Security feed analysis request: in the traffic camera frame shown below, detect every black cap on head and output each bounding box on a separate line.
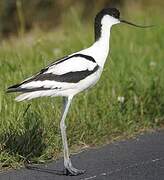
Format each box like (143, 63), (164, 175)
(94, 8), (120, 41)
(97, 8), (120, 20)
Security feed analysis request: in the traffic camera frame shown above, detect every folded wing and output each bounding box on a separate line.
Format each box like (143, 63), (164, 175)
(7, 53), (99, 93)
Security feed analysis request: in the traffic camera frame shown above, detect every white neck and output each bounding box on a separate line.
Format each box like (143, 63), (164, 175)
(82, 25), (111, 68)
(79, 15), (119, 68)
(91, 23), (111, 67)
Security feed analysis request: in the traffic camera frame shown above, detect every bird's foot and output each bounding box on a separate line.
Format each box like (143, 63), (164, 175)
(64, 164), (85, 176)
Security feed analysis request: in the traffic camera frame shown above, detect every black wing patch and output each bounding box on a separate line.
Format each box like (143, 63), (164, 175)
(29, 65), (99, 83)
(7, 86), (61, 93)
(7, 54), (97, 93)
(24, 53), (96, 84)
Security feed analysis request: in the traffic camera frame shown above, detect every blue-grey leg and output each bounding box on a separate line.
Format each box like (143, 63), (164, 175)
(60, 96), (85, 176)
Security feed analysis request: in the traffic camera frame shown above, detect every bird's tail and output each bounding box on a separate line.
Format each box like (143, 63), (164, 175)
(6, 83), (32, 101)
(6, 83), (22, 93)
(7, 84), (57, 101)
(15, 93), (31, 101)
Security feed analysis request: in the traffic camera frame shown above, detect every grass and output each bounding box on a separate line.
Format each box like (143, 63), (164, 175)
(0, 6), (164, 170)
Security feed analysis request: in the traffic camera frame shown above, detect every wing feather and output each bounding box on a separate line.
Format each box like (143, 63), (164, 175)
(7, 53), (98, 93)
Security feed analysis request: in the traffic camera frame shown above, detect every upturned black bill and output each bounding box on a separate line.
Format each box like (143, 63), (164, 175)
(120, 19), (154, 28)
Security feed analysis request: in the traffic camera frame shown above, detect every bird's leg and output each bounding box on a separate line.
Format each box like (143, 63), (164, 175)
(60, 96), (85, 176)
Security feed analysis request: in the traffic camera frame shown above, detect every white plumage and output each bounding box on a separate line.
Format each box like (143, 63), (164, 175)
(7, 7), (150, 176)
(7, 9), (120, 175)
(46, 56), (96, 74)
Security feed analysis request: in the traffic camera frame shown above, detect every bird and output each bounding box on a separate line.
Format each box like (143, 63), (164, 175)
(7, 7), (152, 176)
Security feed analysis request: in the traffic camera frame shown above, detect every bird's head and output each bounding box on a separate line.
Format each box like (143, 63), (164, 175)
(95, 8), (120, 28)
(95, 7), (153, 28)
(94, 7), (153, 40)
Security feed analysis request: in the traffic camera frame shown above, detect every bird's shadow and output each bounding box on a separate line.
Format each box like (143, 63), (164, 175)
(25, 163), (67, 176)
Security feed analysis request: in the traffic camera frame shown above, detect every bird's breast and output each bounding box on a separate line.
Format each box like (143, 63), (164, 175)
(75, 66), (102, 93)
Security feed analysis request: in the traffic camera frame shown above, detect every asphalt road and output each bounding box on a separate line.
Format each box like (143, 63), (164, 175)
(0, 130), (164, 180)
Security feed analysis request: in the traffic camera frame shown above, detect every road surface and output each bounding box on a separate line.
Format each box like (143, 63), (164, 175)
(0, 130), (164, 180)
